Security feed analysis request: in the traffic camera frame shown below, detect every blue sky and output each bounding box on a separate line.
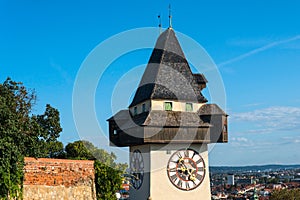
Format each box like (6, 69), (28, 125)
(1, 0), (300, 166)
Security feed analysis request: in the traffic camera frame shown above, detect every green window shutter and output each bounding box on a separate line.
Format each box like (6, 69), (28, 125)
(164, 102), (172, 111)
(186, 103), (193, 112)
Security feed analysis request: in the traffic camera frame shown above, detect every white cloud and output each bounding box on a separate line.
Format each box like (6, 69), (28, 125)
(281, 136), (300, 144)
(239, 128), (274, 134)
(226, 37), (273, 48)
(231, 106), (300, 133)
(230, 137), (253, 147)
(218, 35), (300, 67)
(232, 137), (248, 142)
(242, 103), (263, 108)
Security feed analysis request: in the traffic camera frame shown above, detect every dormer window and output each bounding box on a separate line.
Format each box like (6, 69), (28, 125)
(134, 107), (137, 115)
(186, 103), (193, 112)
(142, 103), (146, 112)
(164, 102), (173, 111)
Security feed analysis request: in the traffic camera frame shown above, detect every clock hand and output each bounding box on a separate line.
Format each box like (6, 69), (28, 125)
(178, 157), (184, 163)
(189, 174), (196, 181)
(179, 166), (186, 172)
(188, 168), (195, 174)
(178, 158), (189, 171)
(187, 169), (197, 181)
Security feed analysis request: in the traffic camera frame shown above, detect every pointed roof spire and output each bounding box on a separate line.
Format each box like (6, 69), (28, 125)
(129, 28), (207, 107)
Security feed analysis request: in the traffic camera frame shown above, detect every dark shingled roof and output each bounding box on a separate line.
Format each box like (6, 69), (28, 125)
(107, 110), (130, 121)
(193, 73), (208, 84)
(143, 110), (210, 127)
(108, 109), (210, 130)
(129, 28), (207, 107)
(198, 104), (227, 115)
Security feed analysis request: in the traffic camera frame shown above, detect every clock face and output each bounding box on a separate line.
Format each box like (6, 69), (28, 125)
(130, 149), (144, 190)
(167, 149), (205, 191)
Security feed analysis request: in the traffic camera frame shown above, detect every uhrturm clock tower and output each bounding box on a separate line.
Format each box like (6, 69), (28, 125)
(108, 27), (228, 200)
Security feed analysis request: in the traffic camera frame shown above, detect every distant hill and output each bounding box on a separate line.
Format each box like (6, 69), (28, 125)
(210, 164), (300, 173)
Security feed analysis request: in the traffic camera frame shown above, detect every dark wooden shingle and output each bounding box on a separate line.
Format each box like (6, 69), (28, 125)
(129, 28), (207, 107)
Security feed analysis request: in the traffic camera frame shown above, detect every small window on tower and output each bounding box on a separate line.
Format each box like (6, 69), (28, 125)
(164, 102), (173, 111)
(186, 103), (193, 112)
(134, 107), (137, 115)
(142, 103), (146, 112)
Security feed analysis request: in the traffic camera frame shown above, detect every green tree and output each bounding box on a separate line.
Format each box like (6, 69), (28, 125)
(95, 161), (123, 200)
(24, 104), (63, 158)
(65, 140), (95, 160)
(0, 77), (63, 199)
(270, 189), (300, 200)
(65, 140), (127, 200)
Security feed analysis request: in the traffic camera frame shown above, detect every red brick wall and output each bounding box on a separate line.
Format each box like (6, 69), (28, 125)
(24, 157), (95, 187)
(23, 157), (96, 200)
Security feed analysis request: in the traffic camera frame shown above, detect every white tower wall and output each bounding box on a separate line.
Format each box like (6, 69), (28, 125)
(130, 144), (211, 200)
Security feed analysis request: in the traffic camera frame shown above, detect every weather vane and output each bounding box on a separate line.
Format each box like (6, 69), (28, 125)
(158, 14), (162, 34)
(168, 4), (172, 28)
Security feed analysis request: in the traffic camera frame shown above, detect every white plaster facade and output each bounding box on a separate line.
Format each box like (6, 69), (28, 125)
(129, 100), (204, 115)
(130, 144), (211, 200)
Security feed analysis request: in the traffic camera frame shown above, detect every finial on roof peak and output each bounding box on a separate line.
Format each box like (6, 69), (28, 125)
(158, 14), (162, 34)
(168, 4), (172, 28)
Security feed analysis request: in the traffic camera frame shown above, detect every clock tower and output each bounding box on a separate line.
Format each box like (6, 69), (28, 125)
(108, 27), (228, 200)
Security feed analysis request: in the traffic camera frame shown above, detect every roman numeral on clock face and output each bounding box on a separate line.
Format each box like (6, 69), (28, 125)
(196, 173), (203, 181)
(170, 174), (177, 181)
(176, 152), (183, 160)
(197, 167), (204, 172)
(177, 179), (183, 188)
(168, 167), (177, 172)
(192, 151), (196, 159)
(186, 182), (190, 190)
(184, 149), (189, 157)
(196, 158), (204, 165)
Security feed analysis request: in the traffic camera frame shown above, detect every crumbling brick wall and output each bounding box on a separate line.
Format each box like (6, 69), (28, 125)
(23, 157), (96, 200)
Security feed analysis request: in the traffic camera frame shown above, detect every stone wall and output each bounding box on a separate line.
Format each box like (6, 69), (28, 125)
(23, 157), (96, 200)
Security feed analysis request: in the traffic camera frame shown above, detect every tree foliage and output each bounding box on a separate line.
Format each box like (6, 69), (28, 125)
(270, 189), (300, 200)
(0, 77), (127, 200)
(95, 161), (123, 200)
(0, 78), (63, 199)
(64, 140), (127, 200)
(65, 140), (95, 160)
